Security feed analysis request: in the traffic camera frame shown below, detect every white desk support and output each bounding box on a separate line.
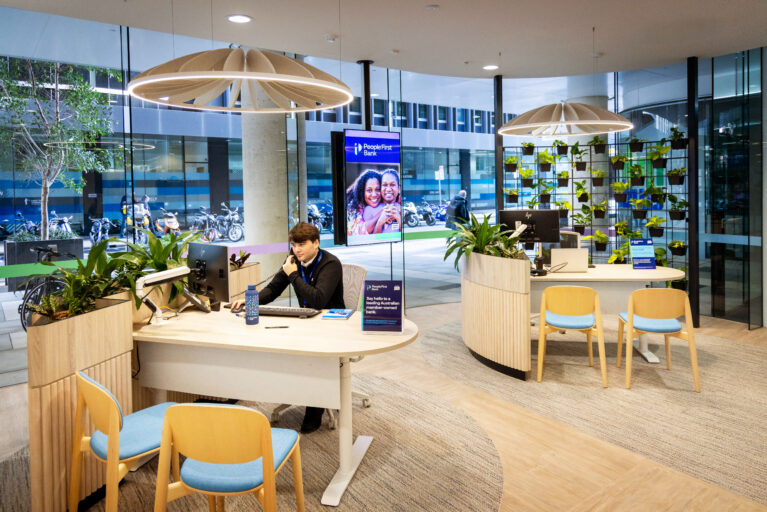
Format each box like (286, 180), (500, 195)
(133, 310), (418, 507)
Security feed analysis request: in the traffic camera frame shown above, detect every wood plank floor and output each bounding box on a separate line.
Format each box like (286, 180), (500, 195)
(0, 302), (764, 511)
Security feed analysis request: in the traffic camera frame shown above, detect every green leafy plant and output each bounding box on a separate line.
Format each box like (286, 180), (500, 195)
(628, 163), (643, 178)
(592, 198), (608, 212)
(555, 200), (571, 211)
(655, 247), (668, 267)
(552, 139), (567, 147)
(526, 196), (540, 209)
(590, 167), (606, 178)
(668, 167), (687, 177)
(645, 183), (667, 203)
(229, 250), (251, 271)
(608, 242), (631, 264)
(615, 220), (642, 240)
(588, 135), (606, 145)
(670, 127), (685, 141)
(645, 216), (667, 228)
(611, 181), (630, 193)
(570, 141), (586, 161)
(668, 195), (689, 211)
(572, 209), (592, 226)
(648, 140), (671, 160)
(611, 154), (628, 164)
(557, 170), (569, 179)
(521, 142), (535, 149)
(535, 149), (556, 165)
(575, 180), (588, 197)
(628, 137), (647, 144)
(504, 188), (519, 196)
(630, 197), (652, 210)
(669, 240), (686, 249)
(583, 229), (608, 244)
(519, 167), (535, 179)
(444, 214), (524, 271)
(504, 155), (519, 164)
(539, 181), (556, 195)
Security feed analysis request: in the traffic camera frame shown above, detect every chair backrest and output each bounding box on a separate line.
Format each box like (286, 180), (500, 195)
(76, 371), (123, 433)
(629, 288), (688, 319)
(342, 264), (367, 311)
(162, 404), (273, 466)
(542, 285), (598, 317)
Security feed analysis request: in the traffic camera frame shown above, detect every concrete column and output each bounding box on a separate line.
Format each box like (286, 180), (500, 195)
(241, 83), (289, 274)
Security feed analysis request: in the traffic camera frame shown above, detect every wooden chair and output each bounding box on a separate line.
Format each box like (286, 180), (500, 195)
(617, 288), (701, 391)
(154, 403), (304, 512)
(537, 286), (608, 387)
(69, 371), (175, 512)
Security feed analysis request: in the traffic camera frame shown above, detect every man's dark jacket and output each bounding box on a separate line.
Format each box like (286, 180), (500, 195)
(258, 249), (345, 309)
(445, 194), (469, 229)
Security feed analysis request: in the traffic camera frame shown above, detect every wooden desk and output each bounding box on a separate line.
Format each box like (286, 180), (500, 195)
(133, 310), (418, 507)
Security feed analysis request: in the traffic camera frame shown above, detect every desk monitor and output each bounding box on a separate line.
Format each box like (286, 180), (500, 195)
(187, 242), (229, 305)
(499, 209), (560, 243)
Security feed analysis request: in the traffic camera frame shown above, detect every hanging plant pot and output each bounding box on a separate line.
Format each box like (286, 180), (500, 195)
(506, 194), (518, 204)
(612, 161), (625, 171)
(652, 158), (667, 169)
(558, 209), (569, 219)
(575, 162), (587, 171)
(504, 163), (518, 173)
(629, 142), (644, 152)
(593, 143), (606, 154)
(539, 163), (552, 173)
(578, 193), (589, 203)
(614, 192), (628, 202)
(651, 194), (666, 204)
(668, 175), (685, 186)
(632, 209), (648, 219)
(671, 280), (687, 290)
(522, 178), (534, 188)
(557, 178), (569, 187)
(595, 242), (607, 251)
(573, 225), (586, 235)
(594, 209), (606, 219)
(630, 176), (644, 186)
(522, 146), (535, 155)
(670, 210), (686, 221)
(524, 242), (535, 250)
(592, 177), (604, 187)
(613, 258), (628, 264)
(648, 227), (664, 237)
(670, 139), (688, 150)
(556, 145), (568, 155)
(539, 193), (551, 204)
(670, 245), (688, 256)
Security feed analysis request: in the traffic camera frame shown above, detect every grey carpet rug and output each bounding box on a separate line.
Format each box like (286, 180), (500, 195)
(419, 319), (767, 504)
(0, 375), (503, 511)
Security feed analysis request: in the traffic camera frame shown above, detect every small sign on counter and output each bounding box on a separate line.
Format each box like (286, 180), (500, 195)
(362, 280), (403, 333)
(630, 239), (656, 269)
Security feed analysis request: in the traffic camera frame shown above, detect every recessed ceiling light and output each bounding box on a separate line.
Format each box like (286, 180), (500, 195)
(425, 4), (440, 11)
(483, 65), (499, 71)
(227, 14), (252, 24)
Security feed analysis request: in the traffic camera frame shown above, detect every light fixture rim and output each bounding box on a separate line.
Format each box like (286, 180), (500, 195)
(227, 14), (252, 23)
(42, 140), (156, 150)
(482, 64), (499, 71)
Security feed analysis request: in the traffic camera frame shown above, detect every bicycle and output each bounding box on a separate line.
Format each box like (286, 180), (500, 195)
(18, 246), (71, 331)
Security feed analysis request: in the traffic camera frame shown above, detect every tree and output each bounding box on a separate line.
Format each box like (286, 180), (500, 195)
(0, 57), (117, 240)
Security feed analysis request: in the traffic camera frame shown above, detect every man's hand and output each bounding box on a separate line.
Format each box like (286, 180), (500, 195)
(282, 254), (298, 276)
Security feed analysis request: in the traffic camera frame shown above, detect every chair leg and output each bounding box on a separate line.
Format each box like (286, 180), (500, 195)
(292, 442), (306, 512)
(625, 327), (633, 389)
(271, 403), (291, 423)
(352, 390), (371, 408)
(105, 456), (120, 512)
(537, 328), (548, 382)
(688, 332), (701, 392)
(596, 326), (608, 388)
(665, 335), (672, 370)
(216, 495), (225, 512)
(208, 495), (217, 512)
(586, 330), (594, 367)
(616, 318), (624, 368)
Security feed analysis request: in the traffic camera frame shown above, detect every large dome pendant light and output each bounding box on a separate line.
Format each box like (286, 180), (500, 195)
(127, 0), (353, 113)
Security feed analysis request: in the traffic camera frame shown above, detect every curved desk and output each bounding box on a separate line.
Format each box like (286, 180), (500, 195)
(134, 310), (418, 506)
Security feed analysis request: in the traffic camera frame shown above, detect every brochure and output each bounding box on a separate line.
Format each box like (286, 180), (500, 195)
(322, 308), (354, 319)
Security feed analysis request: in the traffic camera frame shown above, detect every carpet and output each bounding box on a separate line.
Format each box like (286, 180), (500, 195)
(0, 375), (503, 511)
(419, 319), (767, 504)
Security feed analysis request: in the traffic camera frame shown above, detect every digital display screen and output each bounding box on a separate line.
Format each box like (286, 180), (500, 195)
(343, 130), (402, 246)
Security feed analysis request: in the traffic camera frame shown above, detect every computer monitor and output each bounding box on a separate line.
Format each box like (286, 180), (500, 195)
(559, 231), (581, 248)
(187, 242), (229, 306)
(499, 209), (560, 243)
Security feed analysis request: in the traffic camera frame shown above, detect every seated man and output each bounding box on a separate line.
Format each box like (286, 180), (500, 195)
(233, 221), (344, 432)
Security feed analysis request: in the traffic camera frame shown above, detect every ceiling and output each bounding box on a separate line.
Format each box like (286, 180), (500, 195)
(2, 0), (766, 78)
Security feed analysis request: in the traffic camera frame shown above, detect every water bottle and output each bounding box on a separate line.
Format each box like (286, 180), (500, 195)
(245, 284), (259, 325)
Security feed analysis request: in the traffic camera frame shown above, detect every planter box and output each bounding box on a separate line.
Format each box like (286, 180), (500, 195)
(522, 178), (534, 188)
(668, 175), (685, 186)
(227, 262), (261, 302)
(539, 163), (552, 173)
(649, 227), (664, 237)
(592, 177), (604, 187)
(595, 242), (607, 252)
(578, 193), (589, 203)
(522, 146), (535, 155)
(594, 210), (606, 219)
(573, 225), (586, 235)
(629, 142), (644, 152)
(4, 238), (84, 292)
(556, 145), (568, 155)
(670, 246), (688, 256)
(574, 162), (587, 171)
(632, 210), (648, 219)
(612, 161), (625, 171)
(670, 210), (686, 221)
(539, 194), (551, 204)
(630, 177), (645, 186)
(506, 194), (519, 204)
(614, 193), (628, 202)
(504, 163), (518, 173)
(557, 178), (568, 187)
(27, 298), (133, 511)
(558, 209), (569, 219)
(592, 143), (606, 154)
(671, 139), (688, 150)
(652, 158), (667, 169)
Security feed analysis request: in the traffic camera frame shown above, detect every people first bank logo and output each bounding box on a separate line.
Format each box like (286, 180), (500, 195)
(345, 132), (400, 164)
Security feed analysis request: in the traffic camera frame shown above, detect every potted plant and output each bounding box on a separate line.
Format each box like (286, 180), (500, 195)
(671, 266), (688, 290)
(526, 196), (540, 210)
(522, 141), (535, 155)
(648, 139), (671, 168)
(570, 141), (587, 171)
(575, 180), (589, 202)
(669, 240), (688, 256)
(628, 163), (644, 186)
(627, 137), (647, 153)
(655, 247), (668, 268)
(668, 166), (687, 186)
(611, 154), (628, 171)
(519, 167), (535, 188)
(504, 155), (519, 173)
(505, 188), (519, 204)
(670, 127), (688, 150)
(552, 139), (568, 155)
(444, 213), (525, 270)
(584, 229), (609, 251)
(611, 181), (630, 202)
(668, 195), (688, 220)
(536, 149), (556, 173)
(555, 200), (571, 219)
(645, 182), (667, 204)
(556, 170), (570, 187)
(609, 242), (630, 264)
(590, 167), (606, 187)
(615, 220), (641, 241)
(572, 210), (591, 235)
(645, 216), (667, 237)
(630, 197), (652, 219)
(592, 198), (608, 219)
(588, 135), (606, 154)
(538, 181), (556, 204)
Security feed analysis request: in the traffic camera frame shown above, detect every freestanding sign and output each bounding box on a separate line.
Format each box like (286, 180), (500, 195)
(362, 280), (403, 333)
(630, 239), (656, 269)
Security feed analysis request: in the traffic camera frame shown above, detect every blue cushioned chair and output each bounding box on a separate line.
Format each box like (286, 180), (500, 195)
(538, 286), (608, 387)
(617, 288), (701, 391)
(69, 371), (175, 512)
(153, 403), (304, 512)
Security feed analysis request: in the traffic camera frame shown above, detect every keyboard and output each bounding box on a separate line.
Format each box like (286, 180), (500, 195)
(258, 305), (320, 318)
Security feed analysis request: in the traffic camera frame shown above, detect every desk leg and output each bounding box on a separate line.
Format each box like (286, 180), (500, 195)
(321, 357), (372, 506)
(633, 334), (660, 364)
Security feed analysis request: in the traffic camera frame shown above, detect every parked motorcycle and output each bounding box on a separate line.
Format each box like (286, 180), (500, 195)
(48, 211), (73, 235)
(435, 200), (449, 222)
(89, 217), (115, 245)
(307, 203), (324, 232)
(1, 212), (36, 238)
(418, 201), (437, 226)
(403, 201), (420, 228)
(192, 206), (218, 242)
(153, 207), (181, 237)
(216, 202), (244, 242)
(316, 200), (334, 233)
